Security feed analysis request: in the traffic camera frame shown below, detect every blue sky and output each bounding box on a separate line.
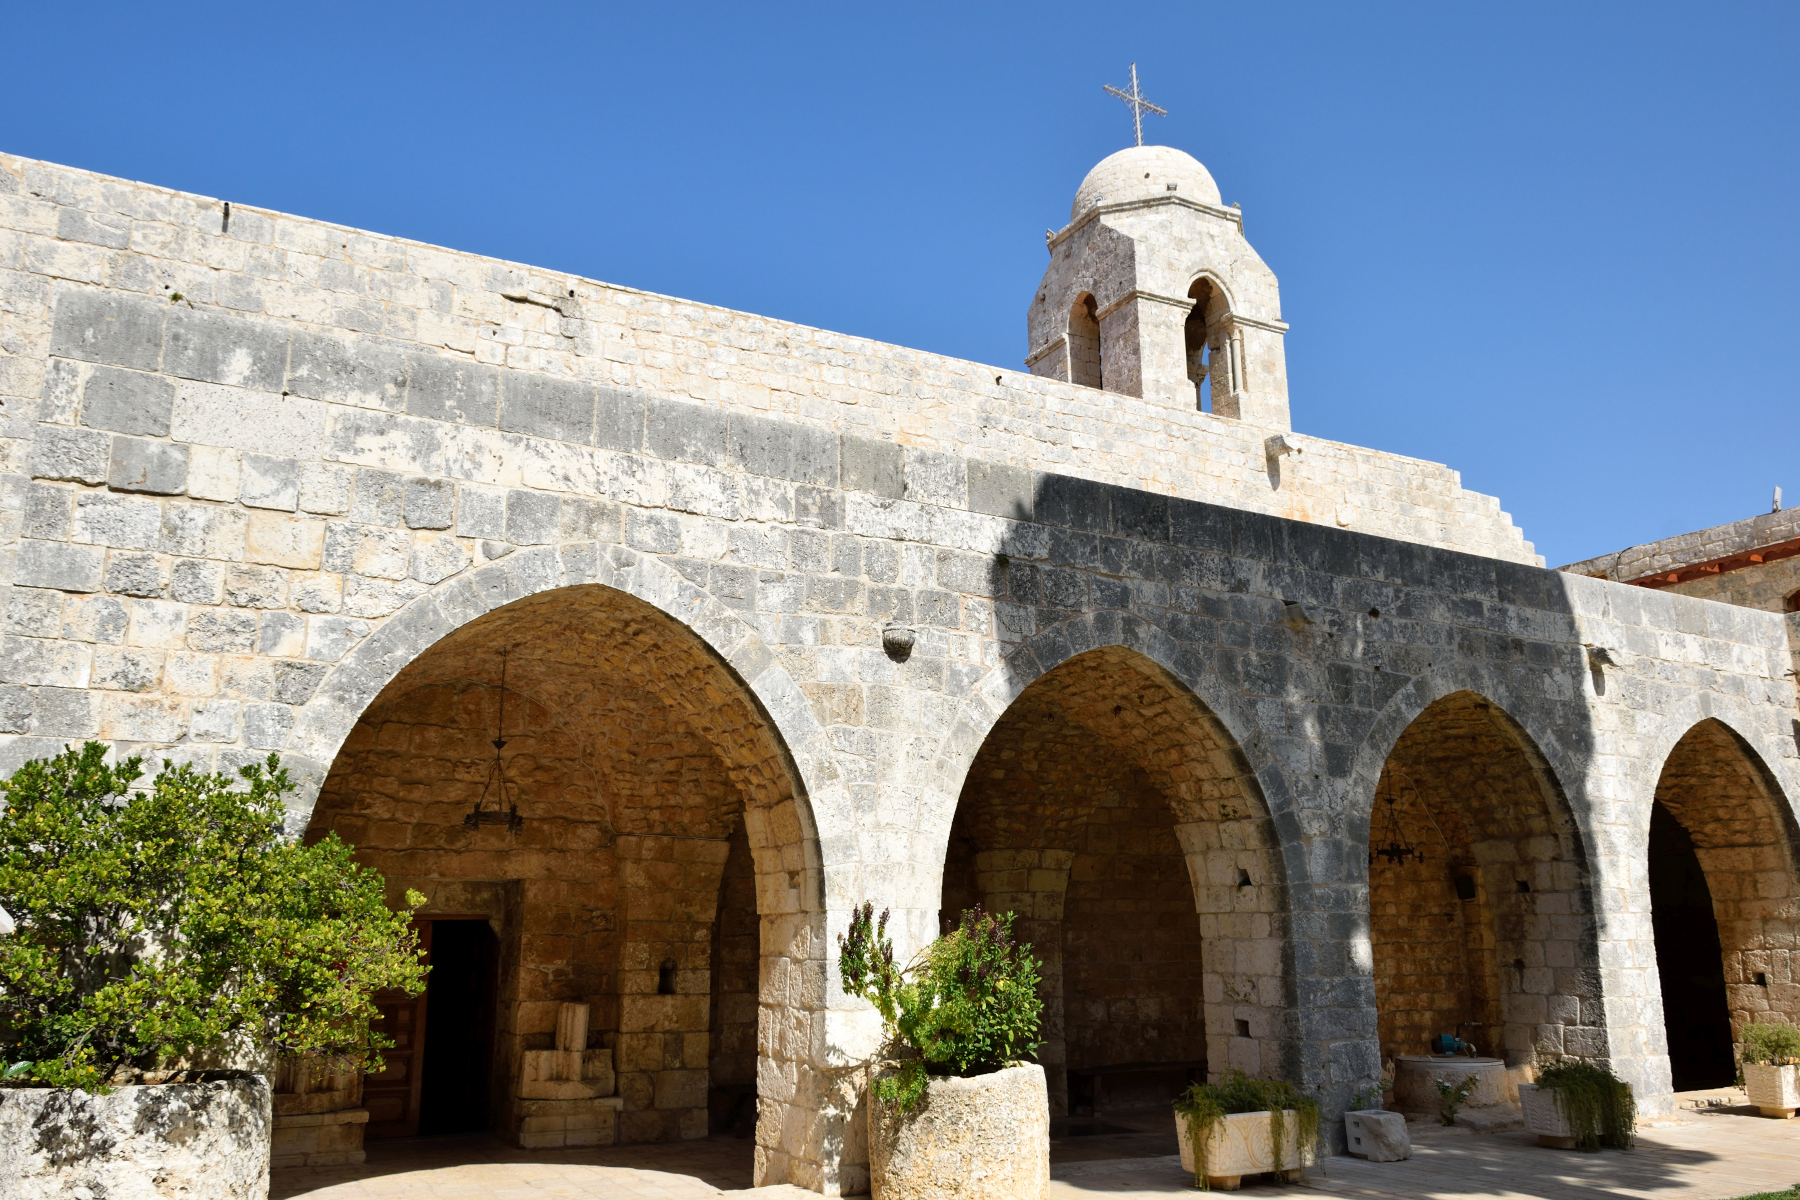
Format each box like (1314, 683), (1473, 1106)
(5, 2), (1795, 566)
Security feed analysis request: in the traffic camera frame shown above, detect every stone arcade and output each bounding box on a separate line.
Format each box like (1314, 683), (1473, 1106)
(1, 143), (1797, 1195)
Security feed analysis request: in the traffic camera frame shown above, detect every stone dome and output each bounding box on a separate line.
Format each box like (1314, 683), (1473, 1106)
(1070, 145), (1222, 221)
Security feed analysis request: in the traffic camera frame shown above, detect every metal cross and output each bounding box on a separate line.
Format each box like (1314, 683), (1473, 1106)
(1104, 63), (1167, 148)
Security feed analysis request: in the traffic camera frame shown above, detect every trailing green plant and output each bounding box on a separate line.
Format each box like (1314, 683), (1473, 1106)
(838, 902), (1042, 1112)
(1172, 1070), (1319, 1190)
(1434, 1074), (1478, 1126)
(1347, 1081), (1385, 1112)
(0, 743), (428, 1091)
(1534, 1059), (1635, 1151)
(1741, 1023), (1800, 1067)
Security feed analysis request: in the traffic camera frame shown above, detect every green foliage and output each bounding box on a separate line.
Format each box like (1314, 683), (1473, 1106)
(0, 743), (427, 1091)
(1433, 1074), (1478, 1125)
(1717, 1188), (1800, 1200)
(1173, 1070), (1319, 1189)
(1534, 1059), (1636, 1151)
(1347, 1081), (1385, 1112)
(1741, 1023), (1800, 1067)
(837, 902), (1043, 1112)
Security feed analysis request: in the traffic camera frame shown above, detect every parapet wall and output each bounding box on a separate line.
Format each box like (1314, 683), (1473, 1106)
(0, 152), (1537, 569)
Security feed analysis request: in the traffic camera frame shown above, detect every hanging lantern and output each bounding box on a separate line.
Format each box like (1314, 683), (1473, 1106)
(1370, 793), (1423, 867)
(465, 649), (525, 834)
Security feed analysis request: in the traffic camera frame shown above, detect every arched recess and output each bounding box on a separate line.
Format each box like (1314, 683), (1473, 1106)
(285, 545), (840, 1188)
(938, 643), (1289, 1118)
(1184, 275), (1232, 412)
(1069, 292), (1103, 390)
(1364, 690), (1598, 1095)
(1650, 718), (1800, 1088)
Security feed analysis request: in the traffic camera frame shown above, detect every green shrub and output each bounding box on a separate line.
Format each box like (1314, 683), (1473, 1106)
(1741, 1023), (1800, 1066)
(0, 743), (427, 1091)
(1534, 1059), (1635, 1151)
(1173, 1070), (1319, 1189)
(1434, 1074), (1478, 1125)
(837, 902), (1042, 1111)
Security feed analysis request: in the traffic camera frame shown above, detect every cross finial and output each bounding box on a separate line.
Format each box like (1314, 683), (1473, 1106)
(1103, 63), (1167, 148)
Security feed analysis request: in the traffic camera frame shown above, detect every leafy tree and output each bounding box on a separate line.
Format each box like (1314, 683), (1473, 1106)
(838, 902), (1042, 1110)
(0, 743), (426, 1090)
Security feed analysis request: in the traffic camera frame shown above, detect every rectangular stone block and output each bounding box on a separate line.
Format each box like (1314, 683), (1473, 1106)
(79, 364), (175, 436)
(239, 454), (300, 510)
(646, 398), (726, 466)
(16, 540), (103, 592)
(841, 434), (901, 499)
(595, 385), (646, 452)
(407, 352), (499, 426)
(48, 288), (165, 371)
(245, 512), (325, 568)
(109, 438), (188, 495)
(30, 426), (111, 485)
(163, 305), (288, 391)
(288, 329), (407, 409)
(500, 372), (594, 443)
(728, 412), (837, 486)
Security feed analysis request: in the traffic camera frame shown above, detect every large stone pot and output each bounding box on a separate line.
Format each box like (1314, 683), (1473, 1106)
(1175, 1108), (1316, 1190)
(868, 1063), (1049, 1200)
(1745, 1064), (1800, 1118)
(0, 1070), (271, 1200)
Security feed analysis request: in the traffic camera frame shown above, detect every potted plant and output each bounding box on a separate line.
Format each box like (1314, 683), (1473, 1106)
(1519, 1059), (1635, 1150)
(838, 902), (1047, 1200)
(1741, 1023), (1800, 1118)
(0, 744), (427, 1197)
(1172, 1070), (1320, 1190)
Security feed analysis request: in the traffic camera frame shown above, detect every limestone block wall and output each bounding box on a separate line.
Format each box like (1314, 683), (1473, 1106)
(0, 152), (1536, 573)
(3, 149), (1800, 1190)
(1658, 560), (1800, 613)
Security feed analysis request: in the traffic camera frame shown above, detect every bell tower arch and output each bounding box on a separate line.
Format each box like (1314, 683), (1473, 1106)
(1026, 145), (1291, 431)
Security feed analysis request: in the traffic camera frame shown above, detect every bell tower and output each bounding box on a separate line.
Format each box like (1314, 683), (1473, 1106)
(1025, 144), (1292, 431)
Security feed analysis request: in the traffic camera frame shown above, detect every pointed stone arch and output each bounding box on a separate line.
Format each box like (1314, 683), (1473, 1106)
(1350, 674), (1597, 1108)
(1647, 708), (1800, 1089)
(925, 614), (1304, 1106)
(282, 541), (847, 1188)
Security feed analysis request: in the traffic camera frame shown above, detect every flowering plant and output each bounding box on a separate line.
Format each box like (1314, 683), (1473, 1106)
(837, 902), (1042, 1110)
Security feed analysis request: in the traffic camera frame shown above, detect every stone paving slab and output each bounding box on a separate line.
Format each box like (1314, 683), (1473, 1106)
(1048, 1110), (1800, 1199)
(274, 1107), (1800, 1200)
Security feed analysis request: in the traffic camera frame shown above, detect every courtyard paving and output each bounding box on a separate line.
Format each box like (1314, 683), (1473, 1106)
(271, 1097), (1800, 1200)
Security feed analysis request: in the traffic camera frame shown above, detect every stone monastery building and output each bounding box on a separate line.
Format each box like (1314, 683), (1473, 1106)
(1, 140), (1797, 1195)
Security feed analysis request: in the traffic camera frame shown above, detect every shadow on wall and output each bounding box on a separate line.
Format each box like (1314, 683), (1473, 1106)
(947, 462), (1687, 1124)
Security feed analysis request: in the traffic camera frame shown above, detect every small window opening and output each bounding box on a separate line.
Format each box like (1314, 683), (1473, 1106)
(1756, 972), (1770, 986)
(1235, 1018), (1252, 1038)
(657, 959), (677, 995)
(1185, 279), (1216, 412)
(1786, 589), (1800, 613)
(1236, 868), (1253, 888)
(1453, 875), (1477, 901)
(1515, 879), (1531, 894)
(1069, 292), (1102, 389)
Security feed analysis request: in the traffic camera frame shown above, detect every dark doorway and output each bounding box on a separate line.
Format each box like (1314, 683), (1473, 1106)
(417, 918), (500, 1136)
(1649, 802), (1736, 1090)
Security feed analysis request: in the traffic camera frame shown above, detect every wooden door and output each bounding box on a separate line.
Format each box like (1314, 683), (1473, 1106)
(364, 920), (431, 1138)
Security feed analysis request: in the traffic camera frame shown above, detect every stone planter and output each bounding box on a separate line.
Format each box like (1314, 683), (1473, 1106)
(0, 1070), (271, 1200)
(1519, 1082), (1578, 1148)
(1175, 1109), (1316, 1190)
(868, 1063), (1049, 1200)
(1343, 1108), (1410, 1161)
(1745, 1063), (1800, 1118)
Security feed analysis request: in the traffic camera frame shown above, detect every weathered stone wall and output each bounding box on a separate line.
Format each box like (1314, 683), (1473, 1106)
(1659, 559), (1800, 613)
(3, 150), (1800, 1191)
